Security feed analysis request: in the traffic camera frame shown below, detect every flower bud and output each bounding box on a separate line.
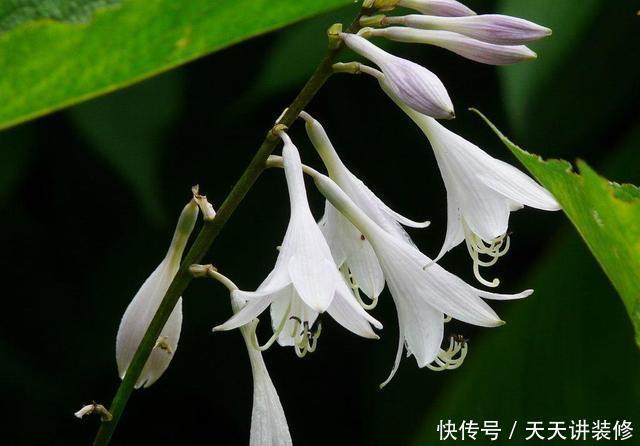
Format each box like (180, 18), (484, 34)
(341, 32), (454, 119)
(397, 0), (475, 17)
(385, 14), (551, 45)
(116, 199), (199, 388)
(367, 27), (536, 65)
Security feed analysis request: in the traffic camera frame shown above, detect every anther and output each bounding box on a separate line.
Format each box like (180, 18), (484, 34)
(426, 334), (469, 372)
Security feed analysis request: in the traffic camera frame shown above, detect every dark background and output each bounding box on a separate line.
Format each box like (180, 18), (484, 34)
(1, 0), (639, 445)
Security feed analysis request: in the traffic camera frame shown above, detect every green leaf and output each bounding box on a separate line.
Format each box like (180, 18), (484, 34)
(0, 0), (352, 131)
(474, 109), (640, 346)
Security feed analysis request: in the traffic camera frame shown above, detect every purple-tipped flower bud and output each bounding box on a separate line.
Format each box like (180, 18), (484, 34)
(385, 14), (552, 45)
(341, 32), (454, 119)
(397, 0), (475, 17)
(365, 27), (537, 66)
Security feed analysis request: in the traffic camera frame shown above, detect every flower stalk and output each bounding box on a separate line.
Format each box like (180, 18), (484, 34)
(92, 7), (367, 446)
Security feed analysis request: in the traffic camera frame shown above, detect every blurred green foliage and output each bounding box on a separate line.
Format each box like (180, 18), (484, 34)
(0, 1), (638, 445)
(69, 71), (184, 221)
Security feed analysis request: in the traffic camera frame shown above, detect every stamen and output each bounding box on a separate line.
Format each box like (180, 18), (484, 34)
(462, 221), (511, 288)
(426, 335), (468, 372)
(294, 319), (322, 358)
(339, 264), (379, 310)
(250, 300), (292, 352)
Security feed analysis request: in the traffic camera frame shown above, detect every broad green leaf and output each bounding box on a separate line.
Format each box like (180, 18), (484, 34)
(0, 0), (352, 131)
(0, 0), (120, 32)
(474, 110), (640, 346)
(69, 71), (183, 221)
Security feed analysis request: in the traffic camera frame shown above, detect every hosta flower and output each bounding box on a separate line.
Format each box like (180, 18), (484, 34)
(206, 269), (292, 446)
(397, 0), (475, 17)
(301, 111), (429, 305)
(214, 132), (382, 356)
(361, 27), (537, 65)
(340, 32), (454, 119)
(313, 171), (532, 387)
(116, 200), (199, 388)
(383, 14), (551, 45)
(381, 86), (560, 285)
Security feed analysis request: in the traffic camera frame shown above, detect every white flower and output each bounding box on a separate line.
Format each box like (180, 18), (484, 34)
(213, 132), (382, 356)
(116, 200), (199, 388)
(397, 0), (476, 17)
(381, 87), (560, 285)
(313, 171), (532, 387)
(301, 111), (429, 304)
(362, 27), (537, 66)
(383, 14), (551, 46)
(208, 270), (292, 446)
(340, 32), (455, 119)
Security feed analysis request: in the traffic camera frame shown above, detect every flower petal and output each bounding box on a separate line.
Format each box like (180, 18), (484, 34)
(214, 294), (276, 331)
(433, 187), (465, 262)
(379, 325), (406, 389)
(227, 283), (293, 446)
(478, 160), (560, 210)
(245, 336), (293, 446)
(381, 249), (444, 366)
(137, 298), (183, 389)
(346, 237), (385, 299)
(288, 255), (337, 312)
(458, 183), (511, 240)
(377, 234), (504, 327)
(327, 280), (383, 338)
(475, 287), (533, 301)
(270, 289), (319, 347)
(319, 201), (349, 266)
(397, 0), (476, 16)
(392, 14), (551, 45)
(371, 27), (537, 65)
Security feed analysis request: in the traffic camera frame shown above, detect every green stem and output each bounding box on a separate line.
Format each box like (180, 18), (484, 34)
(92, 8), (366, 446)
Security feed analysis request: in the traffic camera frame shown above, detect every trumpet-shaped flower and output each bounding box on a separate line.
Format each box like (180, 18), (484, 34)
(397, 0), (475, 17)
(301, 111), (429, 304)
(207, 269), (292, 446)
(214, 133), (382, 355)
(116, 200), (199, 388)
(384, 14), (551, 46)
(313, 171), (532, 387)
(381, 85), (560, 285)
(340, 32), (454, 119)
(362, 27), (537, 66)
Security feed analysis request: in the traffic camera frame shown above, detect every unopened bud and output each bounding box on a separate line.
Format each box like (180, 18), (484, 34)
(341, 32), (454, 119)
(397, 0), (475, 17)
(367, 27), (537, 65)
(115, 199), (199, 389)
(385, 14), (551, 45)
